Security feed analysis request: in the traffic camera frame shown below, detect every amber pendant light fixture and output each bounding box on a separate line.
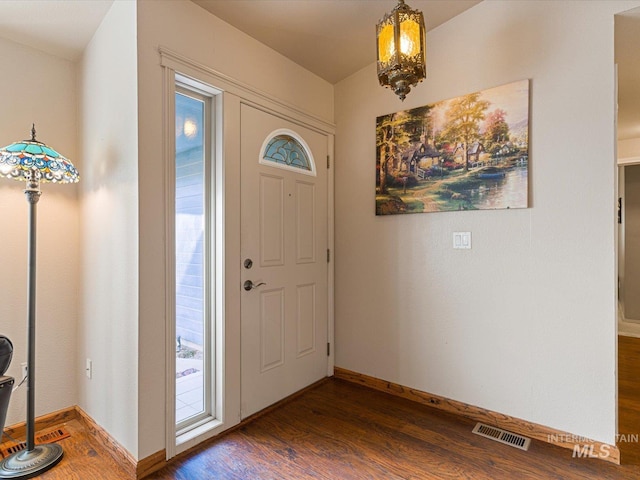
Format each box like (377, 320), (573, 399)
(376, 0), (426, 101)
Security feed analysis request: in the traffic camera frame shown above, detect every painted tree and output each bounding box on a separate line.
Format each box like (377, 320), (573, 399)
(401, 105), (434, 144)
(376, 114), (395, 194)
(376, 112), (413, 193)
(441, 93), (490, 171)
(483, 108), (510, 151)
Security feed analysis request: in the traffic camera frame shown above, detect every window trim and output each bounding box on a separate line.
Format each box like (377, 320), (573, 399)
(162, 48), (336, 461)
(165, 75), (226, 458)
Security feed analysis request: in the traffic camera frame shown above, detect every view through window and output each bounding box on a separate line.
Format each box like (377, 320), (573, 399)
(175, 88), (212, 428)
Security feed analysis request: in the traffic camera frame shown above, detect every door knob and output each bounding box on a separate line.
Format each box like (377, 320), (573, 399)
(244, 280), (266, 291)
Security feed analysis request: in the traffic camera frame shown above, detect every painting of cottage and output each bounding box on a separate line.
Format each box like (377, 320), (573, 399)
(376, 80), (529, 215)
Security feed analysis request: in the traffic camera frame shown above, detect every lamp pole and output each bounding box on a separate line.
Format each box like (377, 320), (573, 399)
(24, 169), (41, 453)
(0, 167), (65, 478)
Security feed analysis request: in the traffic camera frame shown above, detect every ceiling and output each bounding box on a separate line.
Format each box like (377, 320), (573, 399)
(192, 0), (481, 84)
(0, 1), (638, 140)
(0, 0), (114, 61)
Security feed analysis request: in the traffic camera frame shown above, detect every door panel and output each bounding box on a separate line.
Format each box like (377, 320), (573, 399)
(259, 174), (285, 267)
(240, 104), (328, 418)
(296, 181), (316, 263)
(296, 283), (316, 357)
(260, 288), (285, 371)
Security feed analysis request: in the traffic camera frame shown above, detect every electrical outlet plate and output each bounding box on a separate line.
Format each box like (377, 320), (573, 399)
(86, 358), (92, 379)
(20, 362), (27, 382)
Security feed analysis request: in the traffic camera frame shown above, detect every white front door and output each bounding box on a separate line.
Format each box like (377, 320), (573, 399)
(240, 104), (329, 418)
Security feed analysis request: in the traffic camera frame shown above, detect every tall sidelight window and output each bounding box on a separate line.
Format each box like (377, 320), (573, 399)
(175, 86), (213, 431)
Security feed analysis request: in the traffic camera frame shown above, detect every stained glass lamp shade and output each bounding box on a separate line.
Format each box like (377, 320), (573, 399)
(0, 127), (79, 185)
(0, 126), (78, 479)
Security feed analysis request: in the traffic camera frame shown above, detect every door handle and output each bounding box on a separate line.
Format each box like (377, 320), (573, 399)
(244, 280), (266, 291)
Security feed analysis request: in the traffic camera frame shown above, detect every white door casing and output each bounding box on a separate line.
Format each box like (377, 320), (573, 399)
(240, 103), (329, 418)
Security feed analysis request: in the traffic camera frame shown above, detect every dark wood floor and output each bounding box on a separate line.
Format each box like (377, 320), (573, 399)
(5, 336), (640, 479)
(150, 376), (640, 479)
(618, 335), (640, 466)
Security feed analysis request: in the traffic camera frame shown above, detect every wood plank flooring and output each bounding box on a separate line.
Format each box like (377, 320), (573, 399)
(4, 336), (640, 479)
(618, 335), (640, 465)
(1, 418), (132, 479)
(149, 377), (640, 479)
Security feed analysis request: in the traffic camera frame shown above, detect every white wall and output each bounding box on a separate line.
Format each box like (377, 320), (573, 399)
(335, 0), (640, 446)
(78, 0), (139, 457)
(0, 38), (79, 427)
(136, 0), (333, 458)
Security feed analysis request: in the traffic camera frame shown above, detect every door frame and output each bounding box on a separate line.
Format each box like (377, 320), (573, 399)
(239, 103), (331, 418)
(161, 48), (336, 459)
(618, 159), (640, 336)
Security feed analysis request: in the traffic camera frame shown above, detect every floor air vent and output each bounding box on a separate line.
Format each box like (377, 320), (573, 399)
(0, 427), (71, 457)
(472, 423), (531, 451)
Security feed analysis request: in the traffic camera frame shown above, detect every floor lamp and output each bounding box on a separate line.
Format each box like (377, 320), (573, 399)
(0, 126), (79, 479)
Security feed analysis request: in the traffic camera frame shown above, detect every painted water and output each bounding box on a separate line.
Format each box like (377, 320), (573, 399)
(466, 166), (528, 209)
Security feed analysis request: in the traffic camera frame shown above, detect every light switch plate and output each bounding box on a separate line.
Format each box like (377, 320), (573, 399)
(453, 232), (471, 249)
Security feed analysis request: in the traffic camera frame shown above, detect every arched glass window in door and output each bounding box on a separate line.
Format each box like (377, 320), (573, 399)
(259, 129), (316, 176)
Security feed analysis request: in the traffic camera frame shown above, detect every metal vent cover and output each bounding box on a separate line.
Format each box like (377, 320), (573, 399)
(0, 427), (70, 457)
(472, 422), (531, 451)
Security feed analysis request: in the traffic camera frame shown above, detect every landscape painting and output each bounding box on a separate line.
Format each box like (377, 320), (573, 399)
(376, 79), (529, 215)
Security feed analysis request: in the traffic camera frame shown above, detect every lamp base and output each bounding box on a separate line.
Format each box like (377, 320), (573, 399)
(0, 443), (63, 479)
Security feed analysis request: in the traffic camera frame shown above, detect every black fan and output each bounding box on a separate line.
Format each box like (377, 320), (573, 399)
(0, 336), (12, 376)
(0, 336), (14, 441)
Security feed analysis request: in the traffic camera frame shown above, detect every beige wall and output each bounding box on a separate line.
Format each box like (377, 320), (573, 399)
(619, 137), (640, 161)
(0, 38), (79, 427)
(78, 0), (139, 457)
(136, 0), (334, 459)
(334, 0), (640, 445)
(624, 165), (640, 320)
